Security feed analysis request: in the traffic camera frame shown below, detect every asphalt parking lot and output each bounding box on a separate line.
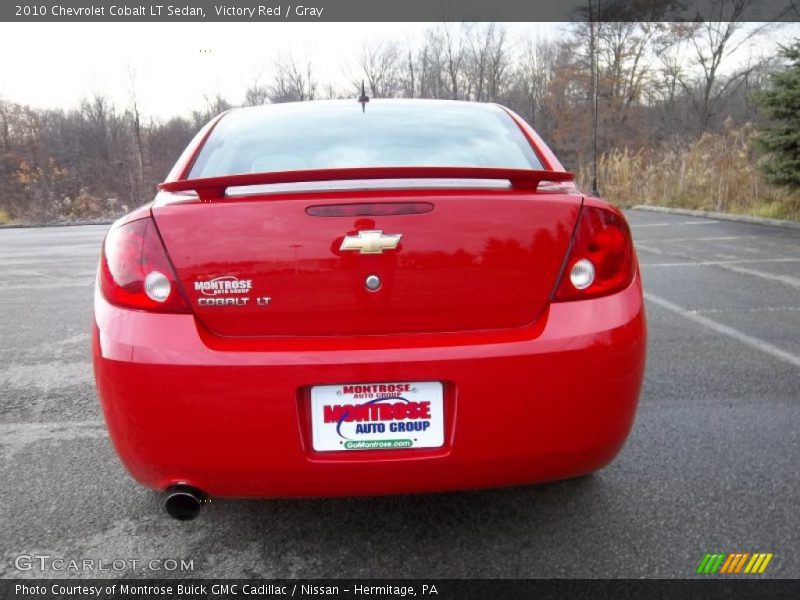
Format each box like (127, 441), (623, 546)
(1, 209), (798, 579)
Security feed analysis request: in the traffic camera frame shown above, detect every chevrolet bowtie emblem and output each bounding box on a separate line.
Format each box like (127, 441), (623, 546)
(340, 230), (402, 255)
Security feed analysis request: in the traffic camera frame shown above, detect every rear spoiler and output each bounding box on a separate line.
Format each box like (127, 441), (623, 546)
(158, 167), (574, 201)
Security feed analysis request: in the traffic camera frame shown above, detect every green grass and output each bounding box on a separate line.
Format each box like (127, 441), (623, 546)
(748, 198), (800, 221)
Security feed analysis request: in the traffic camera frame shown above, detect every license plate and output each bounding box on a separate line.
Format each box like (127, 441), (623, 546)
(310, 381), (444, 452)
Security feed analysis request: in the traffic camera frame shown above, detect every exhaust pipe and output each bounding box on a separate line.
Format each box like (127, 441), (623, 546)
(164, 485), (206, 521)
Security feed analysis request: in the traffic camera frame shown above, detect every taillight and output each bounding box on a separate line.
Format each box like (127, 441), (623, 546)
(99, 216), (191, 313)
(553, 205), (635, 301)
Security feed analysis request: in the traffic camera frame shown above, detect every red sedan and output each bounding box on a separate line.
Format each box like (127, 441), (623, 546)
(92, 99), (646, 520)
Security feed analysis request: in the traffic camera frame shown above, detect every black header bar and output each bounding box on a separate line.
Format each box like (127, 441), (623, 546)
(3, 0), (799, 22)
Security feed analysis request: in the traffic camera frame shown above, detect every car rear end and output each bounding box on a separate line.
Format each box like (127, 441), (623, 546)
(92, 100), (646, 500)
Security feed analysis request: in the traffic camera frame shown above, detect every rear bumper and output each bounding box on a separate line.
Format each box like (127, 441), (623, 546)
(92, 274), (646, 498)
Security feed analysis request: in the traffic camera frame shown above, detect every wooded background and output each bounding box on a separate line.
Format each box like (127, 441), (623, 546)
(1, 11), (799, 223)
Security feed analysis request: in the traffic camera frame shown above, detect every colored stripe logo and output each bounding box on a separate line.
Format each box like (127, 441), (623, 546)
(697, 553), (773, 574)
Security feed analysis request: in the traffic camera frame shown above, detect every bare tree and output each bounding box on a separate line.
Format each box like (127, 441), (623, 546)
(465, 23), (510, 102)
(598, 22), (657, 123)
(268, 54), (317, 103)
(417, 30), (447, 98)
(126, 66), (146, 200)
(321, 83), (342, 100)
(665, 0), (774, 131)
(0, 99), (10, 152)
(434, 23), (466, 100)
(80, 94), (112, 163)
(400, 50), (417, 97)
(512, 39), (559, 129)
(357, 41), (401, 98)
(244, 76), (269, 106)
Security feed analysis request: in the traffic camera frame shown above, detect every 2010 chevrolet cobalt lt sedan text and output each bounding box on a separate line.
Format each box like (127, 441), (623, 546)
(92, 99), (646, 520)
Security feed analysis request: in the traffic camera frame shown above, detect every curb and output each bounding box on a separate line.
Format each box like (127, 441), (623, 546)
(631, 205), (800, 231)
(0, 219), (115, 230)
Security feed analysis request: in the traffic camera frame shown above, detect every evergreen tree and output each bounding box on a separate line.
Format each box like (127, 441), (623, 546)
(755, 41), (800, 189)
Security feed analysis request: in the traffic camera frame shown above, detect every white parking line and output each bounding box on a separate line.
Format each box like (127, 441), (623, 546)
(636, 235), (764, 243)
(635, 243), (800, 290)
(692, 306), (800, 314)
(0, 280), (94, 291)
(715, 263), (800, 290)
(0, 257), (98, 266)
(635, 243), (666, 255)
(0, 420), (106, 437)
(641, 258), (800, 267)
(0, 248), (99, 260)
(634, 221), (723, 227)
(644, 292), (800, 368)
(0, 420), (108, 458)
(1, 362), (93, 390)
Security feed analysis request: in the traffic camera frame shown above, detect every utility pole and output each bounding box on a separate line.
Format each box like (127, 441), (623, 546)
(589, 0), (601, 197)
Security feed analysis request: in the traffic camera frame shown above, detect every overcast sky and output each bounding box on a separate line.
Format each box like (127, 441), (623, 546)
(1, 22), (795, 120)
(0, 22), (557, 119)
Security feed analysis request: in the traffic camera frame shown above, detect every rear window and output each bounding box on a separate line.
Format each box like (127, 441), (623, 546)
(188, 101), (543, 178)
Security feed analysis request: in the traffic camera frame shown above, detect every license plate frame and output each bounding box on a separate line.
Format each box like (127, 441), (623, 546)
(309, 381), (445, 452)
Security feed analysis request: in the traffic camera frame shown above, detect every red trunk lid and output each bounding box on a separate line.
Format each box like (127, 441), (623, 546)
(152, 190), (581, 337)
